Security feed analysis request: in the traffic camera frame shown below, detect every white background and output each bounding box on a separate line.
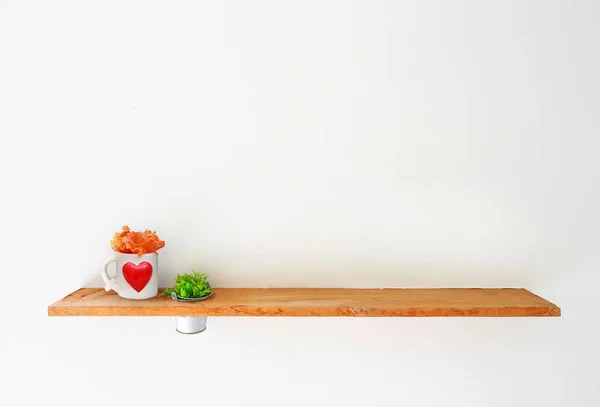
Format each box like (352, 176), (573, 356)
(1, 0), (599, 406)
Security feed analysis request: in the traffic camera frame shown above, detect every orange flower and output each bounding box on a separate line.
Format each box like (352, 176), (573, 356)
(110, 225), (165, 255)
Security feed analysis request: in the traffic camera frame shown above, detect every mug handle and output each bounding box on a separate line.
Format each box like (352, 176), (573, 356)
(101, 254), (118, 292)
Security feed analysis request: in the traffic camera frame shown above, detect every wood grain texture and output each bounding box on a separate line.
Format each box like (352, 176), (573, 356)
(48, 288), (560, 317)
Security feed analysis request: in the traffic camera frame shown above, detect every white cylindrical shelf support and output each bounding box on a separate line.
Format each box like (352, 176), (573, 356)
(175, 316), (208, 334)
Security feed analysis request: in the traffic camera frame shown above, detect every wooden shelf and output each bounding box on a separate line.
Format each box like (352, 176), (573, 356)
(48, 288), (560, 317)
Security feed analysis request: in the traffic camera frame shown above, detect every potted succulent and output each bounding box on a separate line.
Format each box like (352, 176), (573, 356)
(162, 270), (213, 334)
(162, 270), (213, 301)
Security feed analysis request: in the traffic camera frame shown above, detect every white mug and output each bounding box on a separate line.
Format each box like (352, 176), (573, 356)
(101, 252), (159, 299)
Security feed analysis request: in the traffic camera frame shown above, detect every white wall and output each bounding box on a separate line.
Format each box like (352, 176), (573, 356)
(1, 0), (599, 405)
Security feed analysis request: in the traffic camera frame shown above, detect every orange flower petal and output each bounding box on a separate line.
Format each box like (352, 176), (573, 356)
(110, 225), (165, 256)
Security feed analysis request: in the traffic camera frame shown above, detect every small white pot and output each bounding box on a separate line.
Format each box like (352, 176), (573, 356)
(175, 316), (207, 334)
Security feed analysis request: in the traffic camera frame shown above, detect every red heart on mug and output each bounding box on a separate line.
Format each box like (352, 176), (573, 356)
(123, 261), (153, 292)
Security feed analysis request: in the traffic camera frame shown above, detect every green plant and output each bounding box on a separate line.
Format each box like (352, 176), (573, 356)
(162, 269), (212, 299)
